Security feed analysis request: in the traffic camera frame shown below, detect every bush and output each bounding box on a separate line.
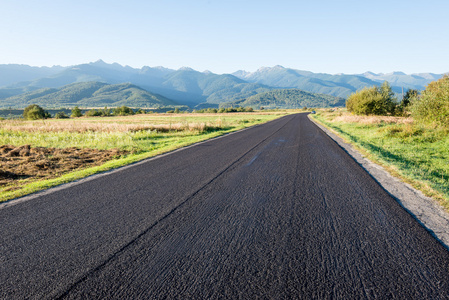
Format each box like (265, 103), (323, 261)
(71, 106), (83, 118)
(411, 75), (449, 128)
(102, 107), (112, 116)
(346, 81), (397, 115)
(85, 109), (103, 117)
(23, 104), (50, 120)
(113, 106), (134, 116)
(55, 111), (69, 119)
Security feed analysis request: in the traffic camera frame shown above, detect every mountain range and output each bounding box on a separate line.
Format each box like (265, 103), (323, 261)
(232, 66), (443, 98)
(0, 60), (445, 109)
(1, 82), (176, 108)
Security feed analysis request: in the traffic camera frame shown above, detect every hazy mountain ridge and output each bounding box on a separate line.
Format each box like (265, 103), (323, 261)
(232, 65), (444, 98)
(0, 61), (270, 106)
(0, 61), (445, 109)
(0, 64), (64, 88)
(0, 81), (176, 108)
(361, 71), (442, 89)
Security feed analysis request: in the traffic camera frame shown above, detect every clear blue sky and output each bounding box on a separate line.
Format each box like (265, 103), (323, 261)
(0, 0), (448, 74)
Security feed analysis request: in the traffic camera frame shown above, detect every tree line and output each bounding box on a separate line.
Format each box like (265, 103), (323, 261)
(21, 105), (256, 120)
(346, 75), (449, 128)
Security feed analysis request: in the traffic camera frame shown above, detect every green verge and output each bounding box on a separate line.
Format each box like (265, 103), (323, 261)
(311, 111), (449, 210)
(0, 113), (290, 202)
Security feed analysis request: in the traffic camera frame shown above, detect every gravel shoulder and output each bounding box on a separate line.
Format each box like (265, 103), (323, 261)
(309, 114), (449, 248)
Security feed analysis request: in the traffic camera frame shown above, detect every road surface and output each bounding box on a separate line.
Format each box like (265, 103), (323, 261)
(1, 113), (449, 299)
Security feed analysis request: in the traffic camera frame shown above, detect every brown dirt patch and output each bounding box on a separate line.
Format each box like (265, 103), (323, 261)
(0, 145), (128, 189)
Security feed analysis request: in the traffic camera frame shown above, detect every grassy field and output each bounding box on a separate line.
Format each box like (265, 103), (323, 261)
(311, 109), (449, 209)
(0, 111), (291, 202)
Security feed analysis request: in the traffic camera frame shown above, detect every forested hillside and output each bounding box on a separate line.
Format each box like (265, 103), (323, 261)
(228, 89), (345, 109)
(0, 82), (177, 108)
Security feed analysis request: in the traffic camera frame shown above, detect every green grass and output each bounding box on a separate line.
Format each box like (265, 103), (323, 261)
(0, 112), (291, 202)
(311, 110), (449, 209)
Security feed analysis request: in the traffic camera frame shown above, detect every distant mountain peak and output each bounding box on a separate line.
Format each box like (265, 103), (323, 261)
(256, 66), (270, 72)
(254, 65), (287, 73)
(363, 71), (379, 76)
(232, 70), (251, 78)
(387, 71), (407, 76)
(178, 66), (195, 72)
(91, 59), (107, 65)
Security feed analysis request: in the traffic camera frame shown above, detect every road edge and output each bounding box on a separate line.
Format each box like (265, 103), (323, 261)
(308, 114), (449, 249)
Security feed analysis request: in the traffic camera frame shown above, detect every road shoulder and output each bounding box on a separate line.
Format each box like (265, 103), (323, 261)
(309, 114), (449, 249)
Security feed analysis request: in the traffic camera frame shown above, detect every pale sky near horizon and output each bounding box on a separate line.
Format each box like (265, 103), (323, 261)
(0, 0), (448, 74)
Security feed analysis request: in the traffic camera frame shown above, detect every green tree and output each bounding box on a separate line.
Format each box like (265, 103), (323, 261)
(411, 75), (449, 128)
(346, 81), (397, 115)
(23, 104), (50, 120)
(401, 89), (419, 108)
(102, 107), (112, 116)
(397, 89), (419, 115)
(113, 106), (134, 116)
(71, 106), (83, 118)
(85, 109), (103, 117)
(55, 111), (69, 119)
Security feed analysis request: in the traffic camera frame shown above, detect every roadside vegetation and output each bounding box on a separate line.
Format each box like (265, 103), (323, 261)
(0, 110), (290, 202)
(311, 75), (449, 208)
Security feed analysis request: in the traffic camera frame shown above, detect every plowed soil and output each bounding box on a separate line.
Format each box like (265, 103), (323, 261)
(0, 145), (127, 188)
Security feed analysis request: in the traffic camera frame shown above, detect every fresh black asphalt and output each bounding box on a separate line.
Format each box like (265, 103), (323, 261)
(1, 113), (449, 299)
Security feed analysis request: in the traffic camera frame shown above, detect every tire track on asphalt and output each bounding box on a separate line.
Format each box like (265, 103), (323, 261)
(55, 115), (295, 299)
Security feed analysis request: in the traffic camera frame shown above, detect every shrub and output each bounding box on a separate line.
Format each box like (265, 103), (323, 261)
(85, 109), (103, 117)
(23, 104), (50, 120)
(346, 81), (397, 115)
(55, 111), (69, 119)
(102, 107), (112, 116)
(411, 75), (449, 128)
(71, 106), (83, 118)
(113, 106), (134, 116)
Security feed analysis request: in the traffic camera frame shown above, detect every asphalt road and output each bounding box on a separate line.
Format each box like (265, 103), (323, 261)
(1, 113), (449, 299)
